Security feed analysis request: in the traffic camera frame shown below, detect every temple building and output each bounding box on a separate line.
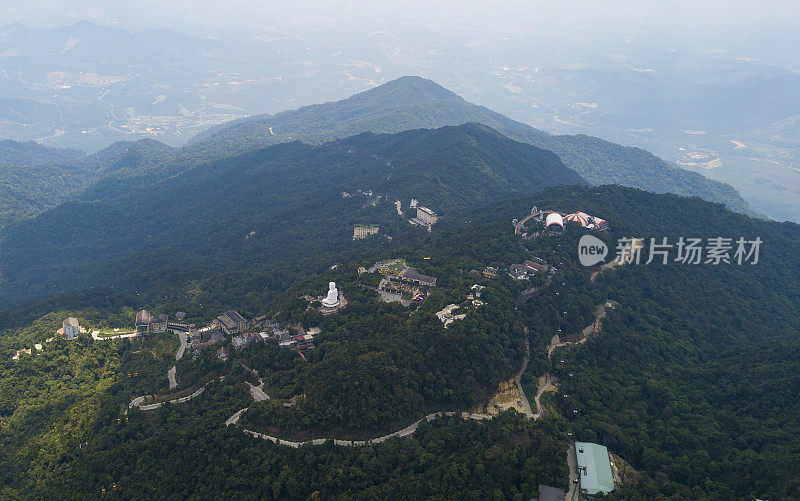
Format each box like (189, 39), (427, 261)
(215, 310), (248, 335)
(136, 310), (168, 334)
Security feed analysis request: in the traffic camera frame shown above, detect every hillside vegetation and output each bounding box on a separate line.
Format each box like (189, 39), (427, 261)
(0, 124), (582, 307)
(0, 141), (88, 226)
(0, 139), (177, 227)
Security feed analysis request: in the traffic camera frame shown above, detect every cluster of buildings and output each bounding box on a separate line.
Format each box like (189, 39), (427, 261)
(275, 325), (321, 352)
(372, 259), (437, 302)
(514, 206), (609, 236)
(136, 310), (193, 335)
(231, 332), (266, 350)
(190, 328), (227, 352)
(188, 311), (323, 357)
(13, 317), (81, 359)
(189, 310), (249, 353)
(12, 303), (323, 362)
(508, 259), (552, 280)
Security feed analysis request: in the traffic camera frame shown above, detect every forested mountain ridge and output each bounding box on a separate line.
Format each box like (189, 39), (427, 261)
(0, 124), (583, 307)
(0, 141), (88, 226)
(509, 185), (800, 499)
(192, 76), (756, 216)
(0, 138), (177, 227)
(84, 139), (176, 175)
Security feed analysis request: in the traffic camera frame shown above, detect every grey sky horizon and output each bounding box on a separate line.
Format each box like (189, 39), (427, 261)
(4, 1), (798, 34)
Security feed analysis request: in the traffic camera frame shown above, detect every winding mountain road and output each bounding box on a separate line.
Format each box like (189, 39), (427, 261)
(566, 444), (579, 500)
(233, 411), (493, 448)
(225, 407), (248, 426)
(128, 330), (206, 410)
(533, 301), (617, 420)
(129, 377), (225, 412)
(531, 374), (556, 421)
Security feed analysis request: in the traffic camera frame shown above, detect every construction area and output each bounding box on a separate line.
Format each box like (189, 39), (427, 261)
(475, 379), (528, 416)
(434, 284), (485, 328)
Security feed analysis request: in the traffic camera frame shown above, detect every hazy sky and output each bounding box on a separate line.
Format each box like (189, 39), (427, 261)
(4, 1), (799, 33)
(3, 1), (797, 69)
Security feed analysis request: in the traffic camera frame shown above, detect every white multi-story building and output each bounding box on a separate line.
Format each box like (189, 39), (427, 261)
(416, 206), (438, 226)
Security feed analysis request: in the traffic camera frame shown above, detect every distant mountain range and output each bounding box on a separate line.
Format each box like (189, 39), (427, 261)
(0, 76), (756, 229)
(191, 77), (756, 216)
(0, 21), (384, 151)
(2, 20), (798, 221)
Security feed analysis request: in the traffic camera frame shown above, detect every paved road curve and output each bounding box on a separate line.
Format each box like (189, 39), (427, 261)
(566, 443), (579, 500)
(129, 377), (224, 412)
(514, 341), (534, 419)
(247, 380), (269, 402)
(92, 331), (137, 341)
(232, 411), (493, 448)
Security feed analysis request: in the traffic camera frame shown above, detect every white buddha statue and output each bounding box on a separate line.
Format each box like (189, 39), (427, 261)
(321, 281), (340, 308)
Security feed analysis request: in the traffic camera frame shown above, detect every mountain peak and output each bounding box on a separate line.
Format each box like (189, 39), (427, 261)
(351, 76), (462, 104)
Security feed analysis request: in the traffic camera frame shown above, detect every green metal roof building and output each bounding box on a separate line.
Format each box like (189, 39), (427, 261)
(575, 442), (615, 496)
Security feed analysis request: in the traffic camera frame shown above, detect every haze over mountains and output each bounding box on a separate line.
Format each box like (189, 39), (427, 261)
(0, 75), (768, 308)
(0, 20), (377, 150)
(1, 18), (799, 220)
(193, 76), (755, 216)
(0, 76), (755, 229)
